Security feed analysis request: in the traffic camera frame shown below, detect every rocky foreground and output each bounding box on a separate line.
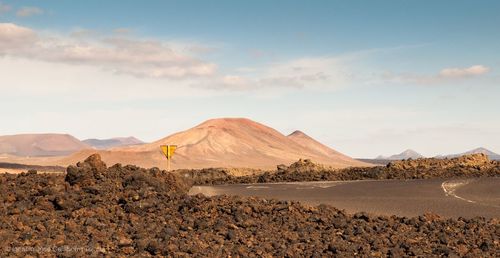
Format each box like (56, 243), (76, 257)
(181, 153), (500, 185)
(0, 154), (499, 257)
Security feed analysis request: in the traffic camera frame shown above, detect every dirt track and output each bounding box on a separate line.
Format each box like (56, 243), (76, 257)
(189, 178), (500, 218)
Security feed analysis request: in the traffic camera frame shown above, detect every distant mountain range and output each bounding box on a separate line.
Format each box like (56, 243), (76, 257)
(376, 149), (424, 160)
(376, 147), (500, 161)
(83, 137), (144, 149)
(99, 118), (368, 169)
(436, 147), (500, 160)
(0, 118), (369, 169)
(2, 123), (499, 168)
(0, 134), (90, 157)
(0, 134), (144, 157)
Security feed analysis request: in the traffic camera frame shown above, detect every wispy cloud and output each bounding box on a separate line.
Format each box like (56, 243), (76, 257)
(377, 65), (491, 85)
(0, 23), (217, 79)
(439, 65), (490, 78)
(113, 28), (132, 35)
(16, 6), (43, 17)
(2, 23), (349, 90)
(0, 23), (37, 48)
(0, 2), (10, 13)
(203, 56), (352, 91)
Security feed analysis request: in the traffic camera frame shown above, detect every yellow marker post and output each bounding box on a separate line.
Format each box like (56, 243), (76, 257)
(160, 145), (177, 171)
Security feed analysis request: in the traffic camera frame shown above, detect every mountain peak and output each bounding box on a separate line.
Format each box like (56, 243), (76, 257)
(286, 130), (366, 166)
(288, 130), (307, 137)
(470, 147), (493, 154)
(197, 117), (257, 127)
(459, 147), (499, 158)
(378, 149), (424, 160)
(437, 147), (500, 160)
(401, 149), (419, 155)
(125, 118), (370, 169)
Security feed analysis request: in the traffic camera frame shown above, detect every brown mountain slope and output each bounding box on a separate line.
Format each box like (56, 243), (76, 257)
(54, 118), (370, 169)
(287, 130), (366, 167)
(0, 134), (91, 157)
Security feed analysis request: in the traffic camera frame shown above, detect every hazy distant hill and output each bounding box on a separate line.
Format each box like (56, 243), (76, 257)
(377, 149), (424, 160)
(83, 137), (144, 149)
(0, 134), (90, 157)
(438, 147), (500, 160)
(355, 158), (392, 166)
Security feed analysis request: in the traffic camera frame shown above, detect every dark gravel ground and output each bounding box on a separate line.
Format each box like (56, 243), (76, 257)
(0, 162), (65, 172)
(0, 154), (499, 257)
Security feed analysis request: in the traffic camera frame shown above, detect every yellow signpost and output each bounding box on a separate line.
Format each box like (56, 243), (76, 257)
(160, 145), (177, 171)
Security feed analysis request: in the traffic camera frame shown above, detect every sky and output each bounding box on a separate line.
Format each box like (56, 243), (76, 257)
(0, 0), (499, 158)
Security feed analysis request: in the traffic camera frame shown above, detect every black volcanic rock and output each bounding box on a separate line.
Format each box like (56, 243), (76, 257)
(184, 154), (500, 185)
(0, 155), (498, 256)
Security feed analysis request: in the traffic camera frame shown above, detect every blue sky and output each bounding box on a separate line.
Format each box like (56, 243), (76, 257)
(0, 0), (499, 157)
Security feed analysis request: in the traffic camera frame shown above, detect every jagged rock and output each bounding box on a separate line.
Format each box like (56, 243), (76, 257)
(387, 153), (491, 170)
(65, 154), (107, 186)
(277, 164), (287, 172)
(285, 159), (327, 173)
(82, 153), (108, 172)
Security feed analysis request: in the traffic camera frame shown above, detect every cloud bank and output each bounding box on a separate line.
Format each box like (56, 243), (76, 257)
(439, 65), (490, 78)
(0, 23), (217, 79)
(213, 57), (350, 91)
(1, 23), (491, 92)
(0, 3), (10, 13)
(0, 23), (355, 91)
(16, 7), (43, 17)
(378, 65), (491, 85)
